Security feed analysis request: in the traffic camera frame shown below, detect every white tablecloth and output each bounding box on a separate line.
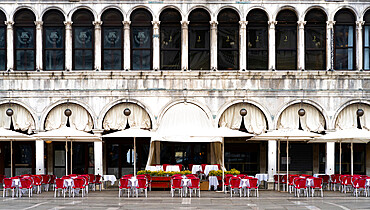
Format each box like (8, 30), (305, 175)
(63, 179), (74, 188)
(208, 176), (218, 190)
(181, 179), (191, 187)
(166, 165), (180, 172)
(146, 166), (158, 171)
(240, 179), (250, 188)
(204, 165), (218, 176)
(12, 179), (20, 187)
(129, 178), (138, 188)
(255, 174), (268, 182)
(191, 165), (202, 174)
(103, 175), (117, 185)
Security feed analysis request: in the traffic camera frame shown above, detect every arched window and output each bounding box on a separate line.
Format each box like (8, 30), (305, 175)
(43, 10), (65, 71)
(276, 10), (297, 70)
(305, 9), (327, 70)
(363, 10), (370, 70)
(102, 9), (123, 70)
(188, 9), (210, 70)
(14, 9), (36, 70)
(72, 9), (94, 70)
(247, 9), (268, 70)
(217, 9), (239, 70)
(334, 9), (356, 70)
(0, 11), (6, 70)
(131, 9), (152, 70)
(160, 9), (181, 70)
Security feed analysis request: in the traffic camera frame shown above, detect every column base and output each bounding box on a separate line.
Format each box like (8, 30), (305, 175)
(267, 181), (275, 190)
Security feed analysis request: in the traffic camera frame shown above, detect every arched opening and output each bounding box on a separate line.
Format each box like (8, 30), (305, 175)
(363, 10), (370, 70)
(0, 11), (6, 70)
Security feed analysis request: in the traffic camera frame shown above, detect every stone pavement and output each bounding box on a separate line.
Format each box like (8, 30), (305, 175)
(1, 189), (370, 210)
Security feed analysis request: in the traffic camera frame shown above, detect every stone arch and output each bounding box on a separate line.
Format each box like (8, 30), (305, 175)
(40, 6), (67, 21)
(303, 6), (329, 21)
(99, 5), (125, 21)
(67, 5), (98, 22)
(0, 99), (38, 132)
(186, 5), (213, 21)
(127, 6), (155, 21)
(216, 6), (242, 21)
(331, 6), (359, 22)
(332, 100), (370, 130)
(158, 5), (185, 21)
(245, 6), (271, 22)
(274, 5), (299, 21)
(12, 6), (38, 21)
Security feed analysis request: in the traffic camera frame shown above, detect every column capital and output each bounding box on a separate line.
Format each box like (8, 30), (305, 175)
(5, 21), (14, 29)
(93, 21), (102, 29)
(326, 20), (336, 29)
(181, 21), (189, 29)
(356, 21), (365, 30)
(34, 21), (43, 30)
(64, 21), (73, 30)
(297, 21), (306, 29)
(210, 21), (218, 29)
(92, 129), (104, 136)
(239, 21), (248, 28)
(123, 21), (131, 29)
(268, 21), (277, 29)
(151, 20), (160, 27)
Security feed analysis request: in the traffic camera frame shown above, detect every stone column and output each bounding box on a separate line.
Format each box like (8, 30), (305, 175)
(35, 140), (44, 175)
(267, 140), (277, 189)
(5, 21), (14, 71)
(93, 21), (102, 71)
(92, 129), (104, 175)
(268, 21), (277, 70)
(181, 21), (189, 71)
(239, 21), (248, 71)
(298, 21), (306, 70)
(35, 21), (43, 71)
(123, 21), (131, 70)
(210, 21), (218, 71)
(326, 142), (335, 175)
(326, 21), (335, 70)
(64, 21), (73, 71)
(152, 21), (160, 70)
(356, 21), (364, 71)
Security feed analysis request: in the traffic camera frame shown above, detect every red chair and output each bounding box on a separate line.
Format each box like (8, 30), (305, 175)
(281, 175), (288, 191)
(331, 174), (341, 191)
(162, 164), (169, 171)
(49, 175), (56, 190)
(19, 178), (33, 197)
(236, 174), (246, 179)
(318, 175), (330, 190)
(229, 177), (242, 197)
(72, 178), (85, 197)
(288, 175), (299, 193)
(188, 164), (194, 171)
(136, 178), (148, 197)
(94, 175), (102, 191)
(201, 164), (207, 173)
(78, 175), (90, 194)
(62, 175), (71, 179)
(69, 174), (78, 177)
(118, 178), (131, 197)
(188, 178), (200, 197)
(341, 175), (352, 193)
(54, 178), (67, 198)
(122, 174), (133, 179)
(176, 164), (183, 171)
(224, 174), (234, 193)
(31, 175), (42, 194)
(246, 178), (259, 197)
(41, 175), (50, 191)
(353, 179), (367, 197)
(310, 178), (323, 197)
(144, 174), (152, 191)
(186, 174), (197, 179)
(136, 175), (146, 179)
(3, 178), (15, 197)
(294, 178), (308, 197)
(171, 174), (182, 179)
(171, 177), (183, 197)
(87, 174), (95, 190)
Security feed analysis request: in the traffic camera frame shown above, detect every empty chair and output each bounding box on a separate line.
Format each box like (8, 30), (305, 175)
(310, 178), (323, 197)
(94, 174), (102, 191)
(118, 178), (131, 198)
(19, 178), (33, 198)
(87, 174), (96, 190)
(331, 174), (341, 191)
(341, 176), (352, 193)
(31, 175), (42, 194)
(41, 175), (50, 191)
(171, 177), (183, 197)
(72, 178), (85, 197)
(144, 174), (152, 191)
(3, 178), (15, 197)
(136, 178), (148, 198)
(229, 177), (242, 197)
(294, 178), (308, 197)
(188, 178), (200, 198)
(49, 175), (56, 191)
(352, 179), (367, 197)
(54, 178), (67, 198)
(288, 175), (299, 193)
(246, 178), (259, 197)
(224, 174), (234, 193)
(318, 175), (330, 190)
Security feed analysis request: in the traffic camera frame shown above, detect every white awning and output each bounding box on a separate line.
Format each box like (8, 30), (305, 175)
(249, 129), (322, 141)
(309, 128), (370, 143)
(0, 128), (35, 141)
(102, 128), (154, 138)
(33, 126), (100, 142)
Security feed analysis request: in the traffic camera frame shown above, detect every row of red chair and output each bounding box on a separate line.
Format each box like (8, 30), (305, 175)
(119, 175), (149, 197)
(171, 174), (200, 197)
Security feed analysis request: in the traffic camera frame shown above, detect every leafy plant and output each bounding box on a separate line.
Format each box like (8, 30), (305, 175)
(208, 168), (240, 176)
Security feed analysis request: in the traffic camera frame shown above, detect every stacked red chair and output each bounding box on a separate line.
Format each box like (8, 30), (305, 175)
(31, 175), (42, 194)
(318, 175), (330, 190)
(341, 175), (352, 193)
(246, 178), (259, 197)
(72, 178), (86, 197)
(188, 178), (200, 197)
(171, 177), (183, 197)
(87, 174), (96, 191)
(330, 174), (341, 191)
(3, 178), (15, 197)
(136, 177), (148, 197)
(229, 177), (242, 197)
(78, 175), (90, 194)
(294, 178), (308, 197)
(19, 178), (33, 198)
(118, 178), (131, 197)
(94, 174), (102, 191)
(310, 178), (323, 197)
(352, 178), (367, 197)
(54, 178), (67, 198)
(144, 174), (152, 191)
(41, 174), (50, 191)
(49, 175), (56, 191)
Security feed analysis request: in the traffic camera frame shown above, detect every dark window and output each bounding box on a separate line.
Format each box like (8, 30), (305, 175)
(160, 9), (181, 70)
(247, 9), (268, 70)
(305, 9), (327, 70)
(102, 9), (123, 70)
(363, 10), (370, 70)
(131, 9), (152, 70)
(276, 10), (297, 70)
(188, 9), (210, 70)
(217, 9), (239, 70)
(334, 9), (356, 70)
(72, 9), (94, 70)
(43, 10), (65, 71)
(14, 9), (36, 71)
(0, 12), (6, 70)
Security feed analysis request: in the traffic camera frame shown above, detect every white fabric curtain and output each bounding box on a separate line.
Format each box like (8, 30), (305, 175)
(277, 104), (325, 132)
(0, 104), (35, 133)
(103, 103), (151, 130)
(146, 141), (161, 167)
(219, 103), (267, 134)
(336, 104), (370, 131)
(45, 104), (93, 131)
(210, 142), (222, 165)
